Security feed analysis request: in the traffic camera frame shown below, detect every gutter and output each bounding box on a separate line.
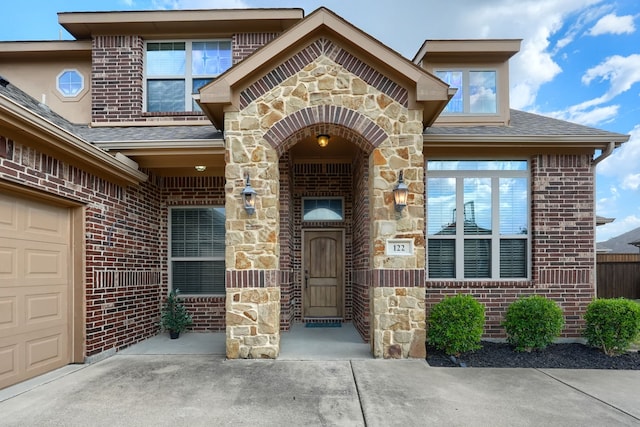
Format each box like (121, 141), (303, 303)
(592, 141), (615, 166)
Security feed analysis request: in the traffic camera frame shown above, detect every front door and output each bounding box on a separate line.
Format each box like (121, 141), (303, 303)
(303, 230), (343, 317)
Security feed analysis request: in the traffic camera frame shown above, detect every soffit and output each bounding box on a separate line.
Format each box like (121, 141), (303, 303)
(0, 41), (91, 60)
(198, 7), (452, 130)
(58, 9), (304, 39)
(413, 39), (521, 64)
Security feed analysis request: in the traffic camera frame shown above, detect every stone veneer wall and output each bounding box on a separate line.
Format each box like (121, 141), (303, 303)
(425, 153), (596, 339)
(224, 37), (425, 358)
(371, 287), (426, 358)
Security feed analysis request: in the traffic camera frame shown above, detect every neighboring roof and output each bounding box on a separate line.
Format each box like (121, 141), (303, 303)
(630, 239), (640, 249)
(596, 215), (615, 226)
(58, 8), (304, 39)
(424, 110), (630, 147)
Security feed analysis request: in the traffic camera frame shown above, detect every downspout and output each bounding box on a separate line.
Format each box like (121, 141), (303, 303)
(591, 141), (615, 299)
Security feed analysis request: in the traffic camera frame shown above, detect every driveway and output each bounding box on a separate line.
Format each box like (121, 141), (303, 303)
(1, 354), (639, 426)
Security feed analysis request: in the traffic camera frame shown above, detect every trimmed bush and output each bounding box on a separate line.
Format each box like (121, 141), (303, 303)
(502, 296), (564, 352)
(428, 294), (485, 356)
(584, 298), (640, 356)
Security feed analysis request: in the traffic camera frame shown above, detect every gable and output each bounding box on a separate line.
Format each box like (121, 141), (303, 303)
(198, 7), (452, 130)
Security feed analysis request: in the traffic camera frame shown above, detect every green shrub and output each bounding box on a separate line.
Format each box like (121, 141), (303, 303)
(583, 298), (640, 356)
(502, 296), (564, 352)
(428, 294), (485, 356)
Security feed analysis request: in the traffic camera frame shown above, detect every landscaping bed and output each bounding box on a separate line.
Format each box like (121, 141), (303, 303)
(427, 341), (640, 369)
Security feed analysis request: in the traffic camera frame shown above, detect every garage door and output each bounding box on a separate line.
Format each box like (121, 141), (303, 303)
(0, 193), (71, 389)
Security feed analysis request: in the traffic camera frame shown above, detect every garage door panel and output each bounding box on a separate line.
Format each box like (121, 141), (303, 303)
(0, 297), (17, 329)
(0, 343), (18, 378)
(0, 193), (71, 389)
(26, 331), (65, 370)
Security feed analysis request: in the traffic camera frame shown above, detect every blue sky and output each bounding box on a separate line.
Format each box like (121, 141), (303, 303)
(1, 0), (639, 242)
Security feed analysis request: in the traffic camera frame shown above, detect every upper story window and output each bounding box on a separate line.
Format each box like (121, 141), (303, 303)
(426, 160), (529, 280)
(145, 40), (232, 113)
(56, 69), (84, 97)
(435, 70), (497, 114)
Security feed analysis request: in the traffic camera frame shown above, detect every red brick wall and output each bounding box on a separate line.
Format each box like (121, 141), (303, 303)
(426, 154), (596, 339)
(352, 152), (371, 340)
(291, 162), (354, 322)
(232, 33), (280, 64)
(161, 175), (227, 332)
(0, 135), (164, 357)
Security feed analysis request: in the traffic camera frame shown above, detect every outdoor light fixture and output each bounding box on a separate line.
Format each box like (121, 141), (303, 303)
(317, 134), (330, 148)
(241, 175), (257, 215)
(194, 165), (207, 172)
(393, 170), (409, 212)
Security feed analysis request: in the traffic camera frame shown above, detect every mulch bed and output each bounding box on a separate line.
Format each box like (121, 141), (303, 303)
(426, 341), (640, 369)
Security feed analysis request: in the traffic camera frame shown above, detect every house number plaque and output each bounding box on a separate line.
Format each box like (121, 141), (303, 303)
(386, 238), (414, 256)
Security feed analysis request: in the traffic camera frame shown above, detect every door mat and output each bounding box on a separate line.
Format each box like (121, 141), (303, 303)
(305, 322), (342, 328)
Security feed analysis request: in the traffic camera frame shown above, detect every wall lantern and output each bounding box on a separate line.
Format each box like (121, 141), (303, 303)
(393, 170), (409, 212)
(317, 134), (330, 148)
(241, 175), (257, 215)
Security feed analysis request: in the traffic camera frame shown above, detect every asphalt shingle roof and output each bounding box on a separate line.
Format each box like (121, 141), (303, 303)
(424, 109), (628, 139)
(76, 125), (222, 142)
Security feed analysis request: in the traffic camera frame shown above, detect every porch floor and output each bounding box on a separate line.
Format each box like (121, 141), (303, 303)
(119, 322), (372, 360)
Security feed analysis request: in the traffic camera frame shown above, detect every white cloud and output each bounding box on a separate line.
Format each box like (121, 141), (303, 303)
(582, 54), (640, 101)
(588, 13), (636, 36)
(596, 214), (640, 242)
(598, 124), (640, 189)
(546, 104), (619, 127)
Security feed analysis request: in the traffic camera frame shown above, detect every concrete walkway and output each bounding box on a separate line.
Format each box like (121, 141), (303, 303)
(1, 328), (639, 426)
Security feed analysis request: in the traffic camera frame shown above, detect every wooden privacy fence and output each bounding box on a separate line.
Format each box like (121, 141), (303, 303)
(596, 253), (640, 299)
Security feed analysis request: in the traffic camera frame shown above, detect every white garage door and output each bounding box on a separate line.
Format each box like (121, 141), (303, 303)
(0, 193), (71, 389)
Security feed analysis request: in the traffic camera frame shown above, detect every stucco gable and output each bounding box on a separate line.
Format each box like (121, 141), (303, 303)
(198, 7), (452, 130)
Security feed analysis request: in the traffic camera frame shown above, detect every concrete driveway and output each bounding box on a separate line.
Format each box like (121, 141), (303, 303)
(2, 354), (639, 426)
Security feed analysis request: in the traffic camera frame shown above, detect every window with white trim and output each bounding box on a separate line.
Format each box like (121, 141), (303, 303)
(170, 207), (225, 294)
(435, 70), (497, 114)
(145, 40), (232, 112)
(56, 69), (84, 97)
(426, 160), (529, 279)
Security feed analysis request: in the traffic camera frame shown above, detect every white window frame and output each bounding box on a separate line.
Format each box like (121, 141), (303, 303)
(435, 69), (499, 115)
(144, 40), (231, 113)
(56, 69), (84, 98)
(426, 161), (530, 280)
(168, 206), (226, 296)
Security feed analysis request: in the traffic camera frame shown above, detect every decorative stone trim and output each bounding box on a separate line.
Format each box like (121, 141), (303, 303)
(371, 287), (426, 358)
(263, 105), (387, 155)
(226, 287), (280, 359)
(240, 37), (408, 108)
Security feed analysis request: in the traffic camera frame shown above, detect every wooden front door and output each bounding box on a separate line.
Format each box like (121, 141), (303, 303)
(303, 230), (343, 317)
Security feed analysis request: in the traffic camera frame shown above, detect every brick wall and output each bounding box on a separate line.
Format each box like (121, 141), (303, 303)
(232, 33), (280, 64)
(352, 152), (370, 340)
(161, 175), (227, 332)
(426, 154), (596, 339)
(0, 135), (164, 357)
(291, 162), (354, 322)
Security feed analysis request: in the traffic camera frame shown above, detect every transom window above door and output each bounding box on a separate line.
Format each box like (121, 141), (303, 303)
(145, 40), (232, 113)
(303, 198), (344, 221)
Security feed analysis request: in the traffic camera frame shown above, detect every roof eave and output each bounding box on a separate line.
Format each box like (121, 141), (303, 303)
(0, 94), (147, 185)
